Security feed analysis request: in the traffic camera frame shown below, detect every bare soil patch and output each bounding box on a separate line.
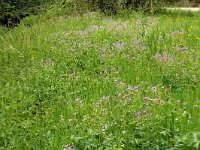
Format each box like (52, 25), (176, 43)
(168, 7), (200, 12)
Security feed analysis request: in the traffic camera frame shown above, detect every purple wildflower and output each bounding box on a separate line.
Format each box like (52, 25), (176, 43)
(127, 86), (134, 92)
(89, 25), (99, 32)
(99, 45), (109, 51)
(75, 98), (81, 101)
(113, 42), (126, 49)
(175, 46), (188, 52)
(114, 80), (125, 87)
(64, 144), (73, 150)
(76, 30), (87, 36)
(135, 112), (141, 117)
(176, 47), (182, 51)
(154, 52), (174, 63)
(102, 96), (110, 101)
(146, 103), (150, 106)
(171, 30), (184, 36)
(125, 98), (131, 103)
(144, 97), (151, 101)
(143, 109), (148, 114)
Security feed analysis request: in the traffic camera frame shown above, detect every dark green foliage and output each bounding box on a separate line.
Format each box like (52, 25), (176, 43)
(0, 0), (53, 27)
(88, 0), (163, 15)
(0, 0), (164, 27)
(87, 0), (118, 15)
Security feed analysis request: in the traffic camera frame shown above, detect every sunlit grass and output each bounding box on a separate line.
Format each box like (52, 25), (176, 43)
(0, 10), (200, 149)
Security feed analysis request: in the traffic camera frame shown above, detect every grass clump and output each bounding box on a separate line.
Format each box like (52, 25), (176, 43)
(0, 10), (200, 149)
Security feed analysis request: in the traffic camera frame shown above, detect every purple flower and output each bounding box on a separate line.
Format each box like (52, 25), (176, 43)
(127, 86), (134, 92)
(75, 98), (81, 101)
(114, 79), (125, 87)
(113, 42), (126, 49)
(125, 98), (131, 103)
(175, 46), (189, 52)
(171, 30), (184, 36)
(144, 97), (151, 101)
(135, 112), (141, 117)
(145, 103), (150, 106)
(76, 30), (87, 36)
(99, 45), (108, 51)
(89, 25), (100, 32)
(143, 109), (148, 114)
(102, 96), (110, 101)
(64, 144), (73, 150)
(176, 47), (182, 51)
(132, 38), (136, 42)
(154, 52), (174, 63)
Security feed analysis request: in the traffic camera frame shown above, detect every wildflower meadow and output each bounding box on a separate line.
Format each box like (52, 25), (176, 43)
(0, 9), (200, 149)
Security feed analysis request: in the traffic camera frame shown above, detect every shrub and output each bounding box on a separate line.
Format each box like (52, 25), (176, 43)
(0, 0), (164, 27)
(0, 0), (52, 27)
(88, 0), (163, 15)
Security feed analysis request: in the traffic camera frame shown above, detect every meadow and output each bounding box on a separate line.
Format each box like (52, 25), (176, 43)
(0, 9), (200, 149)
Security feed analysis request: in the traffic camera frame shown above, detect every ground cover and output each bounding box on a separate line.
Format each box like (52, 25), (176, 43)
(0, 10), (200, 149)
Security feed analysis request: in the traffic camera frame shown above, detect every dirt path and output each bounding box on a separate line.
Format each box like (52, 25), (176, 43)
(168, 7), (200, 12)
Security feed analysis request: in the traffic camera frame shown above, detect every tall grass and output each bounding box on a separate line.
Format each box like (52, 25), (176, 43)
(0, 10), (200, 149)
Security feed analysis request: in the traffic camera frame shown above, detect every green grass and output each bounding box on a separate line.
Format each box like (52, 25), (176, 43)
(0, 10), (200, 150)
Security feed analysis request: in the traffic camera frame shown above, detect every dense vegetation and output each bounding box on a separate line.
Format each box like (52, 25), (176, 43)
(1, 8), (200, 149)
(1, 0), (200, 27)
(1, 0), (200, 149)
(0, 0), (53, 27)
(0, 0), (180, 27)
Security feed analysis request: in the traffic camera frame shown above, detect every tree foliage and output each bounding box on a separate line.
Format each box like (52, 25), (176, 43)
(88, 0), (163, 15)
(3, 0), (198, 27)
(0, 0), (53, 27)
